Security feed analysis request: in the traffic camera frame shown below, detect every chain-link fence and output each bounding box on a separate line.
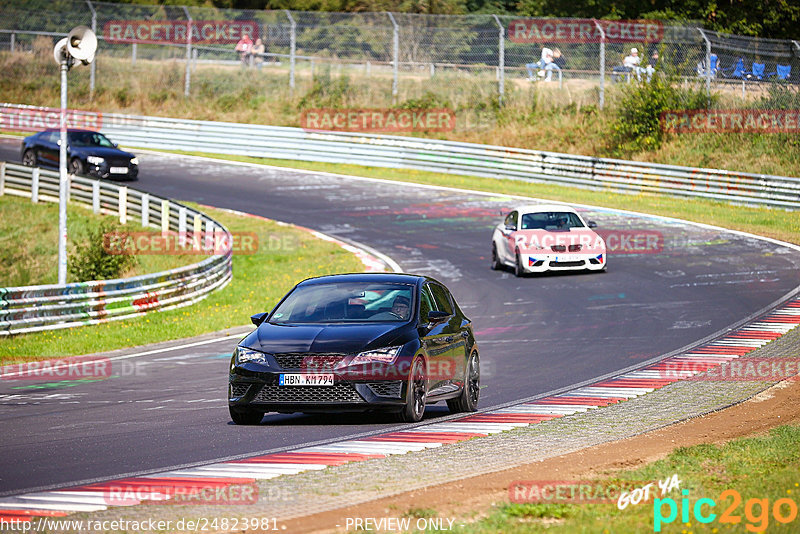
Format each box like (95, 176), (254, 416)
(1, 1), (798, 111)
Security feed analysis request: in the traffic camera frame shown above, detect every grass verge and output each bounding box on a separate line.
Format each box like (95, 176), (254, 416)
(0, 203), (364, 362)
(456, 424), (800, 533)
(0, 194), (193, 286)
(174, 151), (800, 246)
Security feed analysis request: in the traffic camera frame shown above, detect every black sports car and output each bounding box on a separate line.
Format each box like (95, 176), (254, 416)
(21, 129), (138, 180)
(228, 273), (480, 424)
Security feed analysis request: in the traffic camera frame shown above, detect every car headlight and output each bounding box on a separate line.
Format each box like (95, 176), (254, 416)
(130, 157), (139, 166)
(87, 156), (104, 165)
(351, 346), (402, 365)
(234, 346), (268, 364)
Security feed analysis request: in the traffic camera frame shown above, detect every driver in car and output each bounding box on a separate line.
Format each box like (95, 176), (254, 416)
(371, 295), (411, 320)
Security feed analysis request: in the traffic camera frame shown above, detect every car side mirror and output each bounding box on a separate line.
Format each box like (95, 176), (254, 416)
(250, 312), (268, 326)
(113, 142), (119, 148)
(427, 310), (451, 324)
(587, 221), (598, 228)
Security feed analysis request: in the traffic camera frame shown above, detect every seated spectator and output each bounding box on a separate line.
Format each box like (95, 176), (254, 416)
(251, 38), (265, 68)
(235, 33), (253, 65)
(525, 47), (561, 82)
(552, 48), (566, 70)
(622, 47), (654, 82)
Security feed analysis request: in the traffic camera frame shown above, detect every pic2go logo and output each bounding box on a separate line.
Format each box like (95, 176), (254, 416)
(654, 489), (799, 532)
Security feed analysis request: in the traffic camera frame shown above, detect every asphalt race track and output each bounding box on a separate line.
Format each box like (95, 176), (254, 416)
(2, 139), (799, 496)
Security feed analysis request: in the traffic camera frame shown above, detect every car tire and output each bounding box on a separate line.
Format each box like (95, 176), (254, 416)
(22, 149), (37, 167)
(447, 351), (480, 413)
(398, 358), (426, 423)
(490, 243), (502, 271)
(514, 249), (524, 277)
(229, 406), (264, 425)
(69, 158), (85, 176)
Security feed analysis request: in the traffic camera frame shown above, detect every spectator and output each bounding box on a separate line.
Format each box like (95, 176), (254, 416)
(622, 47), (654, 82)
(235, 33), (253, 65)
(525, 47), (561, 82)
(251, 38), (265, 68)
(552, 48), (566, 70)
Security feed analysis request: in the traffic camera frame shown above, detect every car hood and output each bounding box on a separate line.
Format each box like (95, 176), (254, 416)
(242, 322), (408, 354)
(71, 146), (135, 159)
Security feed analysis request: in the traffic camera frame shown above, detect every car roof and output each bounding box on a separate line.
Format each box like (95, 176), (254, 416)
(298, 272), (426, 286)
(39, 128), (102, 134)
(513, 204), (579, 215)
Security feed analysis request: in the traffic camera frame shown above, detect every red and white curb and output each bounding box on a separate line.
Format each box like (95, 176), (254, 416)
(2, 299), (799, 522)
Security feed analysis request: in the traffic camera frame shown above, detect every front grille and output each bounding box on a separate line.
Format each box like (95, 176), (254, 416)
(551, 245), (566, 252)
(230, 383), (250, 397)
(107, 156), (132, 167)
(273, 353), (347, 371)
(366, 381), (403, 398)
(551, 260), (585, 267)
(253, 384), (365, 403)
(568, 244), (582, 252)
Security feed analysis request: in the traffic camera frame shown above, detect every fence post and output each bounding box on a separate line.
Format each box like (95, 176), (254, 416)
(697, 28), (712, 102)
(119, 186), (127, 224)
(492, 15), (505, 106)
(161, 199), (170, 234)
(183, 6), (192, 97)
(193, 213), (202, 251)
(205, 219), (215, 252)
(132, 43), (136, 65)
(141, 192), (149, 227)
(86, 0), (96, 94)
(285, 10), (296, 94)
(386, 12), (399, 102)
(178, 206), (187, 247)
(593, 19), (605, 110)
(0, 162), (5, 195)
(31, 168), (40, 203)
(92, 180), (99, 213)
(10, 33), (14, 52)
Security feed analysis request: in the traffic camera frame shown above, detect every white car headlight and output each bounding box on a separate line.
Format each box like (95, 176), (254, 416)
(87, 156), (104, 165)
(130, 157), (139, 166)
(234, 346), (268, 364)
(351, 346), (402, 364)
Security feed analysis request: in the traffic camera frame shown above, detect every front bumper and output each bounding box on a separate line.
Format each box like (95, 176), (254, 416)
(86, 162), (139, 180)
(521, 252), (606, 273)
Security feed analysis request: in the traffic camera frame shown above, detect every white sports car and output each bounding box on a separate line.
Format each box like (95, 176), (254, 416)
(491, 204), (607, 276)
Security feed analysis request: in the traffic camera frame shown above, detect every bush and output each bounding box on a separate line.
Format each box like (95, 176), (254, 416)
(608, 78), (709, 155)
(69, 221), (135, 282)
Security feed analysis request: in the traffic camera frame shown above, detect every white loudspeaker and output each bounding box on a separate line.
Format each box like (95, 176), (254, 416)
(53, 37), (69, 65)
(67, 25), (97, 65)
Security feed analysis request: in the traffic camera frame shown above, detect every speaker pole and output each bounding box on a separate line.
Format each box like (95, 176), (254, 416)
(57, 57), (69, 285)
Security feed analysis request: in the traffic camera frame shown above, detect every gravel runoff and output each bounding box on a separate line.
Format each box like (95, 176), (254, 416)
(59, 327), (800, 531)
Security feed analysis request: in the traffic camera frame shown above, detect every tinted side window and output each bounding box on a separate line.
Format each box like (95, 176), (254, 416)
(504, 211), (518, 229)
(419, 285), (434, 320)
(44, 132), (59, 144)
(430, 283), (453, 315)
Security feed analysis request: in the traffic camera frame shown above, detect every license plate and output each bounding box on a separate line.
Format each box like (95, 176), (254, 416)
(554, 255), (582, 262)
(279, 374), (334, 386)
(110, 166), (129, 174)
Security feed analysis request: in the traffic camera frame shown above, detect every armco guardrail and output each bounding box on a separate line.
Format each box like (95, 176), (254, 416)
(0, 161), (232, 335)
(1, 104), (791, 209)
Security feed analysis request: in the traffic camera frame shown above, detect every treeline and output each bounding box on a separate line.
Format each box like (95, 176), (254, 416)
(103, 0), (799, 39)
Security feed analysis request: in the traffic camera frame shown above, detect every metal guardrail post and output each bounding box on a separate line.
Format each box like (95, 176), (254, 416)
(285, 10), (296, 93)
(132, 43), (136, 66)
(492, 15), (504, 106)
(161, 199), (169, 234)
(593, 19), (605, 110)
(119, 186), (127, 224)
(386, 12), (399, 101)
(182, 6), (192, 97)
(86, 0), (96, 94)
(0, 162), (5, 195)
(141, 192), (149, 226)
(697, 28), (712, 101)
(31, 168), (40, 203)
(92, 180), (99, 213)
(10, 33), (14, 52)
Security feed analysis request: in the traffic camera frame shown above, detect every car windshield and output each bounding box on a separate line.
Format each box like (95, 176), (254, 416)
(269, 282), (415, 324)
(68, 131), (115, 148)
(520, 211), (585, 230)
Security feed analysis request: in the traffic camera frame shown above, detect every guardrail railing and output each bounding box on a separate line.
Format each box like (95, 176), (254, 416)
(0, 161), (233, 335)
(55, 108), (800, 209)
